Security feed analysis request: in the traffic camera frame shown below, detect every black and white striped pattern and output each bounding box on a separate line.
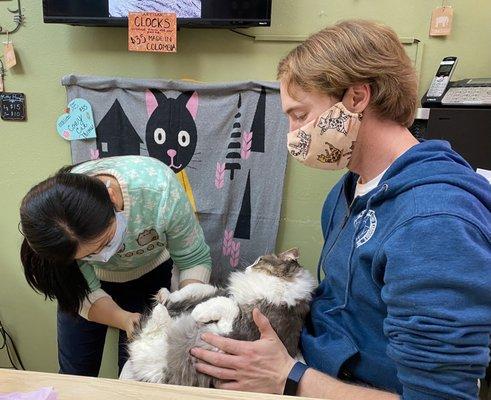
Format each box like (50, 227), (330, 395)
(225, 94), (243, 180)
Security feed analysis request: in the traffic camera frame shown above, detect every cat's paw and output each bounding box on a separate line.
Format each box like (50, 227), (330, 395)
(142, 303), (171, 334)
(168, 283), (217, 304)
(191, 297), (239, 335)
(155, 288), (170, 304)
(191, 303), (221, 325)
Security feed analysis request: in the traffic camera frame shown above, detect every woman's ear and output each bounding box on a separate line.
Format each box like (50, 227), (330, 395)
(106, 187), (120, 211)
(343, 83), (371, 113)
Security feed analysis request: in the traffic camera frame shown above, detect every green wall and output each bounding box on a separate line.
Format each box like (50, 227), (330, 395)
(1, 0), (490, 377)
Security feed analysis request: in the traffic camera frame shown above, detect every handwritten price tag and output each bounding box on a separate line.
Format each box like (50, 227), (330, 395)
(1, 92), (26, 121)
(3, 43), (17, 70)
(128, 12), (177, 53)
(56, 98), (96, 141)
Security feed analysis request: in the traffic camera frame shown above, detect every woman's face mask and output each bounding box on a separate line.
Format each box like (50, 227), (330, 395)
(80, 211), (127, 263)
(287, 102), (363, 170)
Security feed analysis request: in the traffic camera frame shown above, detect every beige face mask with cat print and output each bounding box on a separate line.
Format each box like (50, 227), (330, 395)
(287, 102), (363, 170)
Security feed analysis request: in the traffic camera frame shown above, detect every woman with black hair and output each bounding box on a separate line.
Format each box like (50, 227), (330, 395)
(19, 155), (212, 377)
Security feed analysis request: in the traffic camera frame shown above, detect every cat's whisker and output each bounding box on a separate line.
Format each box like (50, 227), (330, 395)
(190, 159), (202, 163)
(239, 257), (254, 269)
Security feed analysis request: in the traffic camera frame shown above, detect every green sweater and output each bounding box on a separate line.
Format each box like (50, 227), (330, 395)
(72, 156), (212, 318)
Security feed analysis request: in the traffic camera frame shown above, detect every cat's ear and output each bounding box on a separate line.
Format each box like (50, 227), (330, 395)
(178, 91), (199, 120)
(187, 92), (199, 120)
(146, 89), (168, 116)
(278, 248), (299, 261)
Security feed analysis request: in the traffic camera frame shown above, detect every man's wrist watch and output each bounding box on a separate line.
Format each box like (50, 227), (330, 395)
(283, 361), (309, 396)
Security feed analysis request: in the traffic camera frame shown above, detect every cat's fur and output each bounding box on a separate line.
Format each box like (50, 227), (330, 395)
(119, 248), (316, 387)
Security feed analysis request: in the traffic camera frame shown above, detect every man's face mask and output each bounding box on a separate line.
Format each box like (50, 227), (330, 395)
(287, 102), (363, 170)
(81, 211), (127, 263)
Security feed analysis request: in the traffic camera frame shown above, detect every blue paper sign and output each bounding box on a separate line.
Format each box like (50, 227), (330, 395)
(57, 98), (97, 141)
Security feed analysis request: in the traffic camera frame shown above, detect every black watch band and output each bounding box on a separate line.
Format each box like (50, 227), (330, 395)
(283, 361), (309, 396)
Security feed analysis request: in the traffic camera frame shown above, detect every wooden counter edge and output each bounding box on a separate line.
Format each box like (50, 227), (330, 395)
(0, 369), (326, 400)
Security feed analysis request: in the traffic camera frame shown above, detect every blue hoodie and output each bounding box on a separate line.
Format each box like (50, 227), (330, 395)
(301, 140), (491, 400)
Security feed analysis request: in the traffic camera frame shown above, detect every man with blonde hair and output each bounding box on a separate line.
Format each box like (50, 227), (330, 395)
(192, 20), (491, 400)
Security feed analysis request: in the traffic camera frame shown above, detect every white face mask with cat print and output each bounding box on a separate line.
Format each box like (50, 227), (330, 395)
(287, 102), (363, 170)
(80, 211), (127, 263)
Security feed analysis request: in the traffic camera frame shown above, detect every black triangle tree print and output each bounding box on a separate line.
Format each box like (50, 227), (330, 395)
(234, 170), (252, 240)
(96, 99), (142, 157)
(250, 86), (266, 153)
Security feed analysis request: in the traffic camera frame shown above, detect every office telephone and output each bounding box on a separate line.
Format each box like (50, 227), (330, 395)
(422, 56), (491, 107)
(427, 56), (458, 99)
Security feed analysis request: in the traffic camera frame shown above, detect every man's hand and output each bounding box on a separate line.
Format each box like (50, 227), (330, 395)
(191, 308), (296, 394)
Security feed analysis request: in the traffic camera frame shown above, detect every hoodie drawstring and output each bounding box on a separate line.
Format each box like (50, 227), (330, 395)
(324, 184), (389, 314)
(317, 187), (344, 283)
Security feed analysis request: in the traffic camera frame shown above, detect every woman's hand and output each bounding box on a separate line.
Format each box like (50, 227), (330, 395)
(124, 312), (141, 340)
(190, 308), (296, 394)
(87, 297), (142, 339)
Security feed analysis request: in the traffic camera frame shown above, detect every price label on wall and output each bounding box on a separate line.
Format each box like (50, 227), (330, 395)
(1, 92), (26, 121)
(128, 12), (177, 53)
(429, 6), (454, 36)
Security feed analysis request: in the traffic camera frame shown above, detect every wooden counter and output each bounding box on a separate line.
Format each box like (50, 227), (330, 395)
(0, 369), (322, 400)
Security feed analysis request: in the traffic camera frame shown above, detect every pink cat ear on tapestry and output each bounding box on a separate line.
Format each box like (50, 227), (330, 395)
(279, 248), (300, 261)
(146, 90), (159, 116)
(186, 91), (199, 120)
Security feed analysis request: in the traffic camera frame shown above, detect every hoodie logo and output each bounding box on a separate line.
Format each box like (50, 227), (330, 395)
(354, 210), (377, 248)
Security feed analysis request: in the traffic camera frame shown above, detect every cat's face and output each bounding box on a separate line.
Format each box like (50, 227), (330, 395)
(249, 248), (302, 280)
(145, 90), (199, 173)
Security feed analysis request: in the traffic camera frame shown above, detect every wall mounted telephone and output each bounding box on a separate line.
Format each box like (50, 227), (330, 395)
(422, 56), (491, 107)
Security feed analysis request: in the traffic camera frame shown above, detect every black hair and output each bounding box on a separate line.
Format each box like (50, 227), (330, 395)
(19, 165), (114, 315)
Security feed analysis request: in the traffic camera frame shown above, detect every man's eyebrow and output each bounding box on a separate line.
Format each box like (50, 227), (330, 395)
(284, 105), (303, 115)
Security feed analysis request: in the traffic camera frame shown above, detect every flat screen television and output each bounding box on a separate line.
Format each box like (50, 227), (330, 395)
(42, 0), (272, 28)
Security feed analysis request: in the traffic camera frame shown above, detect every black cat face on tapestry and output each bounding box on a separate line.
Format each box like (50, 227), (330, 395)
(145, 89), (199, 173)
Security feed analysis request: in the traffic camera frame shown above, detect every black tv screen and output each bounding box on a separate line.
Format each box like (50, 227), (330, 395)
(43, 0), (272, 28)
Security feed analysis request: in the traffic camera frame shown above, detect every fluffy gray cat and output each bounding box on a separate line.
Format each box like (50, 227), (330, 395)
(119, 248), (316, 387)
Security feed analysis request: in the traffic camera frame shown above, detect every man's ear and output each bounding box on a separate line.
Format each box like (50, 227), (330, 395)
(343, 83), (371, 113)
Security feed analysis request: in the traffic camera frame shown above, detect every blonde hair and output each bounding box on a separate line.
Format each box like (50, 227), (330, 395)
(277, 20), (418, 127)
